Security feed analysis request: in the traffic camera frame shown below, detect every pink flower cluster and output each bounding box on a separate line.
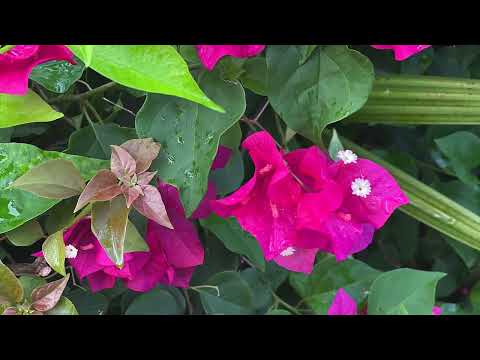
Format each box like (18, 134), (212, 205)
(34, 147), (231, 293)
(211, 131), (409, 274)
(0, 45), (74, 95)
(328, 288), (443, 315)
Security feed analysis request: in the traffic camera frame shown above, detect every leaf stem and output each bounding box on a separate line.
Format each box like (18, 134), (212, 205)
(271, 291), (301, 315)
(49, 82), (117, 104)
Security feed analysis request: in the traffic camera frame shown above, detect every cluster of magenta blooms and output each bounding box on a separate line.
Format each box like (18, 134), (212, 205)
(1, 44), (436, 315)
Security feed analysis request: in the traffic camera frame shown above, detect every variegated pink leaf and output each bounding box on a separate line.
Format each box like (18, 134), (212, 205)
(133, 185), (173, 229)
(120, 138), (161, 174)
(74, 170), (122, 212)
(111, 145), (137, 179)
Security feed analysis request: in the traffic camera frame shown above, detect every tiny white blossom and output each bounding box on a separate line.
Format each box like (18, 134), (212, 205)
(337, 149), (358, 164)
(280, 247), (296, 257)
(65, 244), (78, 259)
(351, 178), (372, 198)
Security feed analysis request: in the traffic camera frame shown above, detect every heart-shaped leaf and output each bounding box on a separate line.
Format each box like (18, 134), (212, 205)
(45, 296), (78, 315)
(267, 45), (374, 142)
(368, 268), (446, 315)
(11, 159), (86, 199)
(30, 60), (85, 94)
(136, 69), (246, 216)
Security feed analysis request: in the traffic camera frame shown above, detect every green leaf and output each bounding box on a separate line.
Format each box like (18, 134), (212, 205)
(435, 131), (480, 186)
(0, 45), (14, 55)
(67, 123), (137, 160)
(368, 268), (445, 315)
(210, 150), (245, 196)
(30, 60), (85, 94)
(91, 196), (130, 266)
(42, 231), (66, 276)
(68, 45), (93, 67)
(6, 220), (44, 246)
(0, 142), (108, 233)
(290, 255), (381, 314)
(296, 45), (318, 65)
(267, 45), (374, 143)
(240, 268), (274, 313)
(200, 215), (265, 271)
(136, 69), (246, 216)
(10, 159), (86, 199)
(240, 57), (268, 96)
(126, 286), (186, 315)
(18, 276), (46, 302)
(67, 288), (108, 315)
(67, 45), (223, 112)
(0, 128), (12, 142)
(0, 259), (23, 304)
(45, 296), (78, 315)
(199, 271), (255, 315)
(124, 220), (149, 253)
(328, 129), (344, 161)
(0, 90), (64, 128)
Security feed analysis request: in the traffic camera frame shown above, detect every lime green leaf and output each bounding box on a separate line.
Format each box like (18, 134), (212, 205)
(200, 215), (265, 271)
(68, 45), (93, 67)
(0, 142), (108, 234)
(45, 296), (78, 315)
(0, 90), (64, 128)
(42, 231), (66, 276)
(126, 287), (185, 315)
(91, 196), (130, 266)
(0, 259), (23, 304)
(368, 268), (445, 315)
(136, 69), (245, 216)
(10, 159), (85, 199)
(6, 220), (44, 247)
(290, 254), (381, 314)
(68, 45), (223, 112)
(267, 45), (374, 142)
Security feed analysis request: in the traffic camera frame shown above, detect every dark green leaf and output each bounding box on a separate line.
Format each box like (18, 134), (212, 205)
(136, 69), (246, 216)
(368, 268), (445, 315)
(200, 215), (265, 271)
(30, 60), (85, 93)
(45, 296), (78, 315)
(126, 286), (186, 315)
(6, 220), (44, 246)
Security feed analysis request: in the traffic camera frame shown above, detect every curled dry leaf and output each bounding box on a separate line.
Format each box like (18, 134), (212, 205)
(132, 184), (173, 229)
(74, 169), (122, 212)
(110, 145), (137, 179)
(120, 138), (161, 174)
(31, 274), (70, 312)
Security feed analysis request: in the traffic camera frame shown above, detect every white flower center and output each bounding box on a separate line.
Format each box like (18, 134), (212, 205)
(351, 178), (371, 198)
(65, 244), (78, 259)
(280, 247), (296, 257)
(337, 150), (358, 164)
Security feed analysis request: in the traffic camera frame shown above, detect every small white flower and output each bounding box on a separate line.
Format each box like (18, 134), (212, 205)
(280, 247), (296, 257)
(65, 244), (78, 259)
(351, 178), (372, 198)
(337, 149), (358, 164)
